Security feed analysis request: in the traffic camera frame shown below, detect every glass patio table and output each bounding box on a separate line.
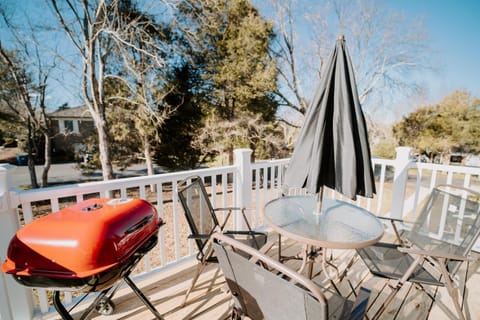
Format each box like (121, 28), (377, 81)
(264, 195), (384, 278)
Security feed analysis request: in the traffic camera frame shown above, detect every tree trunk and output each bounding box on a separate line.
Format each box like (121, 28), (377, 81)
(228, 145), (234, 165)
(92, 107), (114, 180)
(249, 141), (256, 163)
(144, 136), (154, 176)
(97, 121), (114, 180)
(27, 119), (38, 189)
(143, 135), (156, 192)
(40, 133), (51, 188)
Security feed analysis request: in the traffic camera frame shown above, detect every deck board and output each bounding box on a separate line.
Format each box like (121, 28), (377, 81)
(44, 231), (480, 320)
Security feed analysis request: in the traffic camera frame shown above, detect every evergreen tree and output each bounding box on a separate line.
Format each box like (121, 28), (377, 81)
(176, 0), (278, 163)
(155, 63), (208, 170)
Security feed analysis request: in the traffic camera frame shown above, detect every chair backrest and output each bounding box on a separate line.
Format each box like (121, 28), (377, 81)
(407, 185), (480, 274)
(211, 233), (329, 320)
(178, 176), (219, 257)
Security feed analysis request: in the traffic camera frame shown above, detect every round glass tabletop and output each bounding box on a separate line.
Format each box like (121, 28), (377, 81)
(264, 195), (384, 249)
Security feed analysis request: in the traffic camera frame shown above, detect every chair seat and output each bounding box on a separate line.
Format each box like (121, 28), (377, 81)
(224, 230), (267, 247)
(357, 242), (443, 286)
(356, 185), (480, 320)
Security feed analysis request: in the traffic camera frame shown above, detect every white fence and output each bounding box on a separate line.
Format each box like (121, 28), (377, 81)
(1, 147), (479, 319)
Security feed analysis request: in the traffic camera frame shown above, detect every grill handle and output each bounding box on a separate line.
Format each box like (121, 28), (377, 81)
(126, 215), (154, 234)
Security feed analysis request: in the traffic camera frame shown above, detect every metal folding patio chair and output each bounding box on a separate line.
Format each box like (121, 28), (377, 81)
(356, 185), (480, 320)
(212, 232), (371, 320)
(178, 176), (269, 306)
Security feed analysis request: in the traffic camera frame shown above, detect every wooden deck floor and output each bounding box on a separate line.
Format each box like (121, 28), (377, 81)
(49, 231), (480, 320)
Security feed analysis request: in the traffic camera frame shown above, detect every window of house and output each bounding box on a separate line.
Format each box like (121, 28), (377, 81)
(64, 120), (74, 132)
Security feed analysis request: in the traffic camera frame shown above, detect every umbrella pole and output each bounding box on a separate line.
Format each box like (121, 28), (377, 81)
(315, 186), (324, 214)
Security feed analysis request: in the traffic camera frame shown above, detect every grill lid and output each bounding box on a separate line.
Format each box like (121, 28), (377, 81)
(2, 198), (162, 279)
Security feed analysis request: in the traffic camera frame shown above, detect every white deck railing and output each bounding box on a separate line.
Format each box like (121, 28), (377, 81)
(1, 147), (479, 319)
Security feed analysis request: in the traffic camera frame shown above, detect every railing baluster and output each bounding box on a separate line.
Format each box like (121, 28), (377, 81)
(157, 182), (166, 266)
(221, 173), (228, 211)
(255, 168), (261, 226)
(51, 198), (59, 212)
(37, 289), (49, 313)
(22, 202), (34, 224)
(375, 163), (386, 215)
(430, 170), (438, 189)
(172, 180), (180, 260)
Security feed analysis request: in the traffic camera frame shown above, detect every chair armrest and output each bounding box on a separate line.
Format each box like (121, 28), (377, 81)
(377, 216), (415, 227)
(214, 207), (241, 212)
(377, 216), (405, 223)
(397, 246), (469, 261)
(214, 207), (255, 213)
(377, 216), (413, 244)
(215, 207), (256, 232)
(188, 234), (211, 240)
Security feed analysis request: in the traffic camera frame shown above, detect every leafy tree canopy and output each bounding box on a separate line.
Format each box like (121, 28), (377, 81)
(393, 90), (480, 159)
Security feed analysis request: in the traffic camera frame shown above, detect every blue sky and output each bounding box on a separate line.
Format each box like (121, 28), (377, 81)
(2, 0), (479, 118)
(386, 0), (480, 103)
(254, 0), (480, 122)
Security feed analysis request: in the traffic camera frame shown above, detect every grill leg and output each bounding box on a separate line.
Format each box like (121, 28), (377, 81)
(53, 291), (74, 320)
(79, 288), (111, 320)
(123, 275), (164, 320)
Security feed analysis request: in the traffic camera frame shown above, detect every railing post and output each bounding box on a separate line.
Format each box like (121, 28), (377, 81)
(390, 147), (412, 219)
(0, 164), (34, 320)
(234, 148), (253, 230)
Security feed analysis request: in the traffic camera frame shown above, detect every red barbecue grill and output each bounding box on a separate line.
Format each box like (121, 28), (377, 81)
(2, 197), (165, 320)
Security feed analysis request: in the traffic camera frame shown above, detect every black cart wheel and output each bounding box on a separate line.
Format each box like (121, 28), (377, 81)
(95, 298), (115, 315)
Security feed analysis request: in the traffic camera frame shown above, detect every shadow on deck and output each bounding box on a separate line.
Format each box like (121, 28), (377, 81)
(48, 231), (480, 320)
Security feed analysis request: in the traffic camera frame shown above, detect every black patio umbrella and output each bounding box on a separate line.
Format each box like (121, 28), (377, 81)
(284, 35), (375, 208)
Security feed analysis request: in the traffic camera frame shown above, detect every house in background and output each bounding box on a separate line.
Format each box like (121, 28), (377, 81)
(49, 105), (95, 161)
